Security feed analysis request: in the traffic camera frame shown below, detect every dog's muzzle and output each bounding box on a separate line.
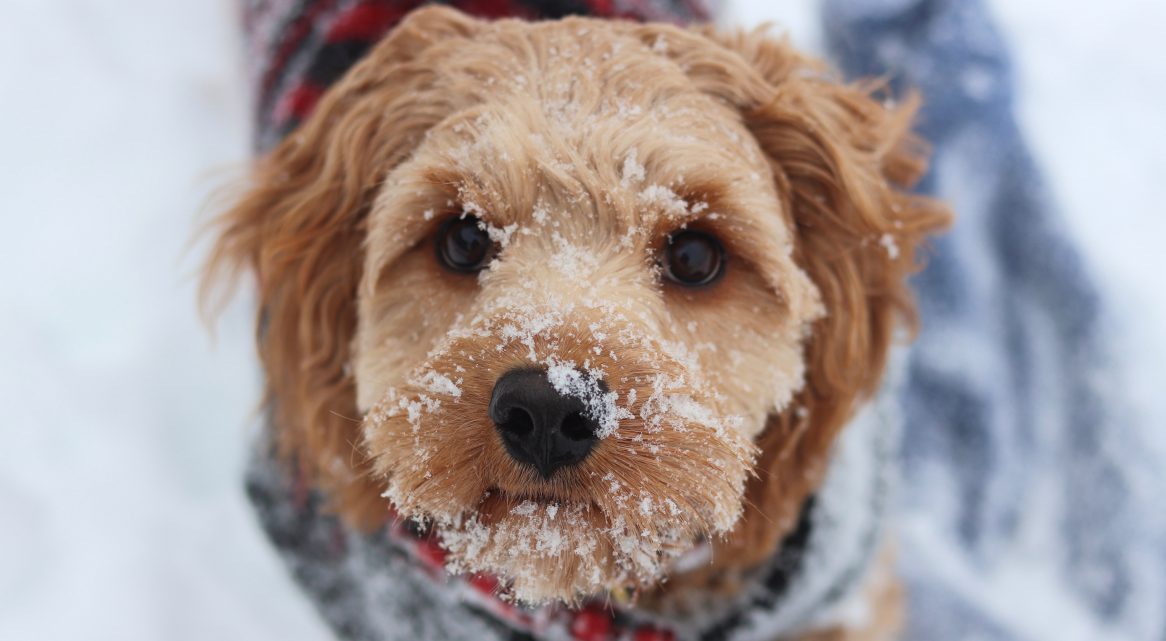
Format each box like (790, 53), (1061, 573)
(488, 368), (601, 479)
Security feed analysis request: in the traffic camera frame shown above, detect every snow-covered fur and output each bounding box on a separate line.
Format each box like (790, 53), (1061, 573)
(244, 375), (902, 640)
(204, 5), (949, 639)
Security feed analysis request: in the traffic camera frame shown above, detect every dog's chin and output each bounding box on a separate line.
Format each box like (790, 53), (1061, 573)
(366, 399), (756, 603)
(372, 437), (752, 603)
(408, 488), (714, 604)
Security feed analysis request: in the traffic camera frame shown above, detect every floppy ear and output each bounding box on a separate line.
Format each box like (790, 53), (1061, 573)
(635, 25), (951, 575)
(201, 7), (482, 529)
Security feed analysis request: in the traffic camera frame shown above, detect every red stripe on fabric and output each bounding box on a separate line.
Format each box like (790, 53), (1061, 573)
(452, 0), (535, 20)
(326, 1), (410, 42)
(275, 82), (326, 122)
(631, 627), (677, 641)
(569, 606), (614, 641)
(260, 0), (339, 105)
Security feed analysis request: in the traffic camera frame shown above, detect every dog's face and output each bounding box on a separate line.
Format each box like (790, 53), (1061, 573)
(205, 7), (948, 604)
(353, 28), (823, 599)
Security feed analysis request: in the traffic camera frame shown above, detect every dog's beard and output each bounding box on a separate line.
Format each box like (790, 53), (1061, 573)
(360, 304), (756, 603)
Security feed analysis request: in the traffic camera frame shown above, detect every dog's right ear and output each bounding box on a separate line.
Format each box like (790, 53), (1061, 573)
(200, 6), (481, 528)
(631, 23), (951, 576)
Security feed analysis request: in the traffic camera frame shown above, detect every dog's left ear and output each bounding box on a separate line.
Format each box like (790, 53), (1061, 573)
(635, 24), (952, 572)
(200, 6), (483, 529)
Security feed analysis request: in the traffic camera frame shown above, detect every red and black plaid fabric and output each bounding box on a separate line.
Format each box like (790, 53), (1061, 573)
(242, 0), (715, 150)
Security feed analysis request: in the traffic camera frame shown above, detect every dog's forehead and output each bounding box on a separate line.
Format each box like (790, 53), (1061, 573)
(365, 21), (802, 296)
(442, 104), (769, 232)
(384, 26), (792, 235)
(436, 25), (776, 225)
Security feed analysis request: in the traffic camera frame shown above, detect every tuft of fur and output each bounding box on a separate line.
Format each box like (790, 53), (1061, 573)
(203, 6), (950, 615)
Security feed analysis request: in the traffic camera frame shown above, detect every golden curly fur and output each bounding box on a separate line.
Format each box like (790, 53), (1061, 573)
(203, 7), (949, 638)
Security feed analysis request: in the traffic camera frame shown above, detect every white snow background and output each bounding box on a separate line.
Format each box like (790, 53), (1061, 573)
(0, 1), (1162, 639)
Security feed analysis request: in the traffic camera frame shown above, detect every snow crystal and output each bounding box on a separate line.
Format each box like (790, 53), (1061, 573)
(620, 148), (646, 188)
(414, 369), (462, 398)
(462, 199), (487, 218)
(879, 233), (900, 259)
(639, 183), (691, 220)
(438, 501), (608, 599)
(545, 360), (631, 438)
(548, 232), (600, 278)
(496, 306), (565, 360)
(639, 495), (655, 516)
(635, 372), (739, 438)
(478, 219), (519, 248)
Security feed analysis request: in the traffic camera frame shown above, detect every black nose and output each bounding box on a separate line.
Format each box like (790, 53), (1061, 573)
(489, 368), (601, 479)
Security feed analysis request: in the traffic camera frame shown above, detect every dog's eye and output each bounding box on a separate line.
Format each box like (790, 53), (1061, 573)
(663, 230), (725, 287)
(436, 215), (494, 272)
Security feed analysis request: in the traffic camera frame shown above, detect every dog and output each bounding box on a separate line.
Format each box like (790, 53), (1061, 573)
(204, 5), (950, 640)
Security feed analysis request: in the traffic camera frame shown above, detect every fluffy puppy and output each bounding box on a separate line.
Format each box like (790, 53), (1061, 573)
(205, 7), (949, 639)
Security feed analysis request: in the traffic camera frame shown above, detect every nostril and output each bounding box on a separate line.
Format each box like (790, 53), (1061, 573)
(559, 411), (595, 442)
(499, 407), (535, 437)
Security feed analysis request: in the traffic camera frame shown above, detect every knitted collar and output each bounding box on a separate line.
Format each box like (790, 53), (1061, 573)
(245, 387), (896, 641)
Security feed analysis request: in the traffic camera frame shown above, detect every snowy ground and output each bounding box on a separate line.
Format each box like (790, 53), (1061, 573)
(0, 1), (1161, 640)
